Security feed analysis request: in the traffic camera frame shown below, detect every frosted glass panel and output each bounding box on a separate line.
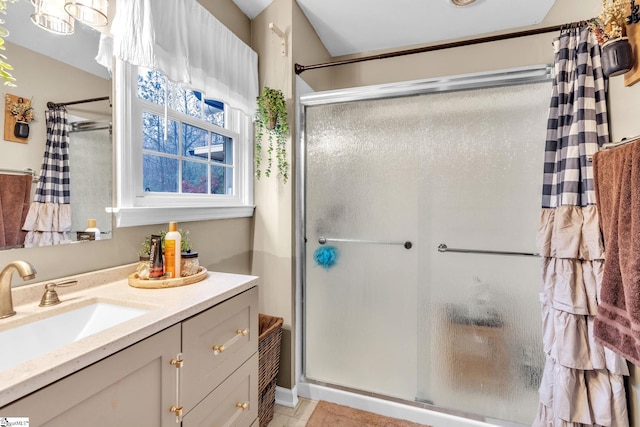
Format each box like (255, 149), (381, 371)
(304, 82), (549, 424)
(305, 98), (420, 400)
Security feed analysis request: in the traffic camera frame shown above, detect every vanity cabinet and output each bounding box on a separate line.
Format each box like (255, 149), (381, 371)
(1, 286), (259, 427)
(2, 323), (181, 426)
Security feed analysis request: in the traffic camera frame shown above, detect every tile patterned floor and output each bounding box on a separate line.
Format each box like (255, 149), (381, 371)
(267, 398), (318, 427)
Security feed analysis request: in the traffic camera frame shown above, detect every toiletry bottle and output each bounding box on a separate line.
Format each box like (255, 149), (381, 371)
(164, 221), (181, 278)
(149, 235), (164, 279)
(85, 218), (101, 240)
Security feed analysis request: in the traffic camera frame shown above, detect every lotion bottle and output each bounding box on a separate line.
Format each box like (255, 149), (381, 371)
(85, 218), (101, 240)
(164, 221), (181, 278)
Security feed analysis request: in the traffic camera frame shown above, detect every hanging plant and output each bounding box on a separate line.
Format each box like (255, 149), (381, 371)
(255, 87), (289, 183)
(0, 0), (16, 87)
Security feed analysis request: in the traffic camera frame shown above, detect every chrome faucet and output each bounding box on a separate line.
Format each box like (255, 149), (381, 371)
(0, 261), (37, 319)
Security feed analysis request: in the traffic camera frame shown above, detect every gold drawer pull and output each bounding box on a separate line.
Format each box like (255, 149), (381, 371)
(170, 405), (184, 417)
(222, 402), (249, 426)
(170, 358), (184, 368)
(212, 328), (250, 355)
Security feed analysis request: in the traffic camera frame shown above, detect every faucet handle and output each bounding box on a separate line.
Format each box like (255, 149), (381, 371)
(39, 280), (78, 307)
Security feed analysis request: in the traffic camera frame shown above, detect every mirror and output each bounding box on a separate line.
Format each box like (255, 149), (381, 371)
(2, 0), (113, 249)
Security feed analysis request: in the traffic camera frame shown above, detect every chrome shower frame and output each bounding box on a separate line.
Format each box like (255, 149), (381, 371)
(294, 64), (552, 423)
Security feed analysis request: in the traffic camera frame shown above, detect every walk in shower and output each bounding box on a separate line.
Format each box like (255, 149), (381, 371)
(298, 66), (552, 425)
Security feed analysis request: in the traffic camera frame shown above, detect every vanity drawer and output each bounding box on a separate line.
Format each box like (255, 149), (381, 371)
(182, 287), (258, 411)
(182, 353), (258, 427)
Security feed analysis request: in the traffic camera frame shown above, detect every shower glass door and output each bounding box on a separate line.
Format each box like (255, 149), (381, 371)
(302, 72), (550, 424)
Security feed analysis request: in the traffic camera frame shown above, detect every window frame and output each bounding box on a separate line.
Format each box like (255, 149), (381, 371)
(110, 59), (254, 227)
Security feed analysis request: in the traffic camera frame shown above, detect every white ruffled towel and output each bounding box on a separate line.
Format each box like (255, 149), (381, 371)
(22, 202), (72, 247)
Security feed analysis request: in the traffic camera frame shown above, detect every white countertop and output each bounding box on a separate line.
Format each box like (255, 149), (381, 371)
(0, 263), (259, 407)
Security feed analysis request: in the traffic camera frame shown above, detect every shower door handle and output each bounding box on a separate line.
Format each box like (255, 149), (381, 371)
(318, 236), (412, 249)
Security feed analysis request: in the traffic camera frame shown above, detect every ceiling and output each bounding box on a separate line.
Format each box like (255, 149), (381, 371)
(232, 0), (558, 57)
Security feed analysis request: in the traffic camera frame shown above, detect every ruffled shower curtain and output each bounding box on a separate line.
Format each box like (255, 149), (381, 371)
(22, 107), (72, 246)
(533, 27), (629, 427)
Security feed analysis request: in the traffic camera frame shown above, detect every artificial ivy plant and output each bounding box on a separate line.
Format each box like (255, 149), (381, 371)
(255, 87), (289, 183)
(0, 0), (16, 87)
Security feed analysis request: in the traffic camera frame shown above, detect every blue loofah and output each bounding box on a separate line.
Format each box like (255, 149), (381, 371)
(313, 246), (338, 270)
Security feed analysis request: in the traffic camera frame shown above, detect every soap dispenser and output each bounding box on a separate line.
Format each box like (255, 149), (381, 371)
(85, 218), (101, 240)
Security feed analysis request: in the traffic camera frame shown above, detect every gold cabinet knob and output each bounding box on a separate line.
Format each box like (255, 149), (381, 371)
(236, 402), (248, 410)
(212, 344), (225, 353)
(170, 406), (184, 417)
(236, 328), (248, 336)
(170, 358), (183, 368)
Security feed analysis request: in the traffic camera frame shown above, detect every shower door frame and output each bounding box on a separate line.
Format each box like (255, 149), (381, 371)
(295, 64), (552, 413)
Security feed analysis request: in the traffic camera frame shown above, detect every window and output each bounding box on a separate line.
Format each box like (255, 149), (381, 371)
(111, 60), (254, 227)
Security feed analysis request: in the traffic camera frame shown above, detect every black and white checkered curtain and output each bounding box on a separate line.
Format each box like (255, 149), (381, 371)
(541, 26), (608, 209)
(22, 107), (72, 246)
(35, 108), (71, 204)
(534, 27), (629, 427)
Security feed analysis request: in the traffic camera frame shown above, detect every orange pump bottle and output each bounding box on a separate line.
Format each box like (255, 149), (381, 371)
(164, 221), (181, 278)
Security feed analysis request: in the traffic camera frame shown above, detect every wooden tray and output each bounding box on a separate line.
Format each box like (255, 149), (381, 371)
(128, 267), (208, 289)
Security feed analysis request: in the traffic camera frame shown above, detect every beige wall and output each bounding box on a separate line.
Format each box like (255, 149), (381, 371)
(250, 0), (296, 388)
(0, 0), (254, 284)
(291, 3), (332, 91)
(249, 0), (332, 389)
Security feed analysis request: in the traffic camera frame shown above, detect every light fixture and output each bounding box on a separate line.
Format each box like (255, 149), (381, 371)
(64, 0), (109, 27)
(31, 0), (75, 35)
(451, 0), (477, 6)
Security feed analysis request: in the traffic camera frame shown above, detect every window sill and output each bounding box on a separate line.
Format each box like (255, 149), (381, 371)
(108, 206), (255, 228)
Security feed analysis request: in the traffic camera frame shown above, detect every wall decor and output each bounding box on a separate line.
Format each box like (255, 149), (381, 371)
(4, 93), (33, 143)
(588, 0), (634, 78)
(624, 0), (640, 85)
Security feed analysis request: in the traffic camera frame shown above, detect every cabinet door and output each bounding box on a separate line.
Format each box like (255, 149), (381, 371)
(182, 287), (258, 412)
(182, 353), (258, 427)
(1, 324), (180, 427)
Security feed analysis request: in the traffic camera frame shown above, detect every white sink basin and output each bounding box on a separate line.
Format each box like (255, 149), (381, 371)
(0, 302), (149, 371)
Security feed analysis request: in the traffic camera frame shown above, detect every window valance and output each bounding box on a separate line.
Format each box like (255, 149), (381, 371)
(98, 0), (258, 116)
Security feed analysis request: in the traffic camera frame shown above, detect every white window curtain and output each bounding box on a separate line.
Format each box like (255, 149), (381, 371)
(97, 0), (259, 116)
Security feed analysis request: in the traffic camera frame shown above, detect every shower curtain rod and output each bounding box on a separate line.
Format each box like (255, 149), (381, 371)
(47, 96), (110, 110)
(295, 20), (588, 75)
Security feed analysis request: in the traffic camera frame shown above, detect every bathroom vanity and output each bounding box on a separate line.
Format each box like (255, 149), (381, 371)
(0, 264), (259, 426)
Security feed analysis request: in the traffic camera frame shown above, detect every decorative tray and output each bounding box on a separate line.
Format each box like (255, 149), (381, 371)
(128, 267), (208, 289)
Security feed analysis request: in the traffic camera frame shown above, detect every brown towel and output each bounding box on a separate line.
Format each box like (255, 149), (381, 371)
(0, 174), (32, 249)
(593, 141), (640, 365)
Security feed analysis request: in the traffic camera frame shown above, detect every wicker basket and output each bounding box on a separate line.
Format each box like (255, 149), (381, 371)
(259, 378), (277, 427)
(258, 313), (283, 426)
